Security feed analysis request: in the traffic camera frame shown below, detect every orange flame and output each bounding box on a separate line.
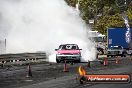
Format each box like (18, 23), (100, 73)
(78, 66), (86, 76)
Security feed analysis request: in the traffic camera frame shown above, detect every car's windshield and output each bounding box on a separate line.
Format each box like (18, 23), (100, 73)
(59, 45), (79, 50)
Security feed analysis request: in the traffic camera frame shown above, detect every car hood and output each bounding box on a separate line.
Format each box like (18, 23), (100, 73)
(57, 50), (80, 54)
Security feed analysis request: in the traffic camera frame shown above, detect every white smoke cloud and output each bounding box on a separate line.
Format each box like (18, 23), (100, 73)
(0, 0), (96, 61)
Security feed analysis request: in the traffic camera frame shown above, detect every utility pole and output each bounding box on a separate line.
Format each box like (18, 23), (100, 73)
(5, 39), (6, 54)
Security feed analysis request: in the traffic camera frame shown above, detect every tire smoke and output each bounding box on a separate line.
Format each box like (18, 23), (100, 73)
(0, 0), (96, 62)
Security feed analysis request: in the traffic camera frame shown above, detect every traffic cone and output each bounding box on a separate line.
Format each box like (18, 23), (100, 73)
(26, 64), (32, 77)
(104, 57), (108, 66)
(63, 61), (69, 72)
(115, 57), (119, 64)
(87, 60), (91, 68)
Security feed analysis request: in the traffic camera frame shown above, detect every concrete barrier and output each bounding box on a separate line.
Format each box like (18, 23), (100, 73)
(0, 52), (47, 66)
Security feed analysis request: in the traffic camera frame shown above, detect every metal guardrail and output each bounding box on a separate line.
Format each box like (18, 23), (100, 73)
(0, 52), (47, 66)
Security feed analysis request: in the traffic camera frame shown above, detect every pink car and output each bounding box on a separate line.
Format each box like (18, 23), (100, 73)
(55, 44), (82, 63)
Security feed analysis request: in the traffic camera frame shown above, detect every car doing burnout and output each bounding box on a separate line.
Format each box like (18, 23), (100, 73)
(55, 44), (82, 63)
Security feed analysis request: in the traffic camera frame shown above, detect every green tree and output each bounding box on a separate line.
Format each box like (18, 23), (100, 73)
(65, 0), (132, 35)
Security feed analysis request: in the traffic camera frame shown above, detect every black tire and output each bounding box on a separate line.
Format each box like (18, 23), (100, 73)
(75, 59), (80, 63)
(56, 59), (60, 63)
(123, 52), (127, 57)
(121, 54), (124, 57)
(107, 55), (109, 57)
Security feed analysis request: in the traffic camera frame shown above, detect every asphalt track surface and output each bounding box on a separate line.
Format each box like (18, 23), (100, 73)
(0, 57), (132, 88)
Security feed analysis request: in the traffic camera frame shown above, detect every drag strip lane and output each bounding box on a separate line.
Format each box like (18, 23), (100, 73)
(18, 61), (132, 88)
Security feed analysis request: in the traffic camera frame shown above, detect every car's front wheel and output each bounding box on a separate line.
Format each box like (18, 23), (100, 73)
(74, 59), (80, 63)
(56, 58), (60, 63)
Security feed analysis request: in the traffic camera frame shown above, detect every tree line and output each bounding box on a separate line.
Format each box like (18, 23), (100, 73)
(65, 0), (132, 35)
